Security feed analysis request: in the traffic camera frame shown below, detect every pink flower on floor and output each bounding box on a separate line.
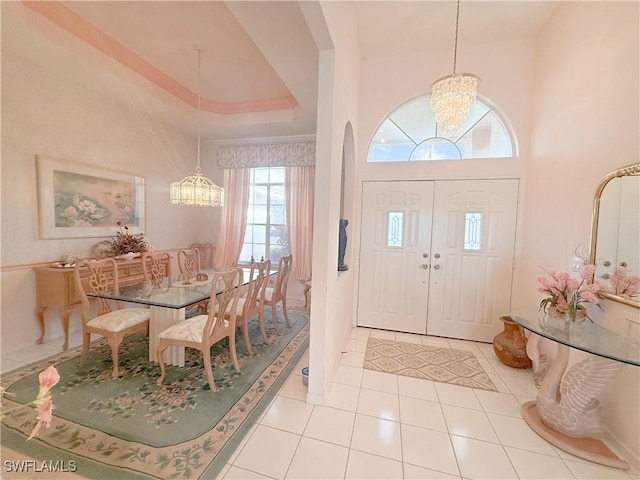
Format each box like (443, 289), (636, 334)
(27, 365), (60, 440)
(35, 365), (60, 398)
(27, 393), (55, 440)
(1, 365), (60, 441)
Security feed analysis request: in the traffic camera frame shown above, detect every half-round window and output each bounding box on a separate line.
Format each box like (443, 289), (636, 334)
(367, 95), (517, 162)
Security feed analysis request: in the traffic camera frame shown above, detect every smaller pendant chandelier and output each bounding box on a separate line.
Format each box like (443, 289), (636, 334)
(170, 47), (224, 207)
(429, 0), (480, 136)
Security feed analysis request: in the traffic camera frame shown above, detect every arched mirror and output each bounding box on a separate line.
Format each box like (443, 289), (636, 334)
(589, 163), (640, 307)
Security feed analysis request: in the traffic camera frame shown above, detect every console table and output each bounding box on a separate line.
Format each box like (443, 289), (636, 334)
(34, 256), (168, 350)
(510, 306), (639, 469)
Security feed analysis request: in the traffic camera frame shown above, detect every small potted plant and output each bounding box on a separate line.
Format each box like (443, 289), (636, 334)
(537, 264), (604, 322)
(108, 222), (148, 259)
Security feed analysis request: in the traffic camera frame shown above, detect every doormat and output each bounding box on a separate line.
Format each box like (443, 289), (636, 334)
(1, 310), (309, 479)
(364, 337), (497, 392)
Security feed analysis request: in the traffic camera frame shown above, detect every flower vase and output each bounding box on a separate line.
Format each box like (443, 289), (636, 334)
(492, 316), (532, 369)
(547, 306), (586, 323)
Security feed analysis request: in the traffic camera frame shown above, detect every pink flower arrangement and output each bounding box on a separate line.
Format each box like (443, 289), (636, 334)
(1, 365), (60, 440)
(537, 264), (605, 321)
(606, 266), (640, 298)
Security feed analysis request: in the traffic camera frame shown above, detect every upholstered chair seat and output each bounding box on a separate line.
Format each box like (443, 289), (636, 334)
(86, 308), (150, 331)
(159, 315), (230, 343)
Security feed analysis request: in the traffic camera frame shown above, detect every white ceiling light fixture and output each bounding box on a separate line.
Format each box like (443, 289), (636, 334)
(429, 0), (480, 136)
(170, 47), (224, 207)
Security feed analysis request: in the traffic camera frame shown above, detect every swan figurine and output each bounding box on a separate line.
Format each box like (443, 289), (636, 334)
(536, 344), (623, 438)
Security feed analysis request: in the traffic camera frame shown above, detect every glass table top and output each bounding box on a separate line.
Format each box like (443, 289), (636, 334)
(87, 268), (274, 310)
(510, 306), (640, 367)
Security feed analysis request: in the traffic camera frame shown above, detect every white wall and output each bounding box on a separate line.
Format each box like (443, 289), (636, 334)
(354, 39), (537, 297)
(0, 3), (217, 353)
(351, 0), (640, 466)
(522, 1), (640, 467)
(358, 37), (536, 174)
(303, 2), (361, 404)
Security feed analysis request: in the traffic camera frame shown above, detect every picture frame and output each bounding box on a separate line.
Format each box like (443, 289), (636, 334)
(37, 155), (145, 239)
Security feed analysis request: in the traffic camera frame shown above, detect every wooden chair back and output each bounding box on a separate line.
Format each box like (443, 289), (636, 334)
(74, 258), (120, 318)
(245, 259), (271, 313)
(141, 251), (172, 286)
(273, 254), (293, 300)
(190, 243), (215, 269)
(204, 268), (243, 342)
(177, 248), (201, 275)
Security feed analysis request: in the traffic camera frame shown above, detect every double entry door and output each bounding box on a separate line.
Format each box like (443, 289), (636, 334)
(357, 179), (518, 342)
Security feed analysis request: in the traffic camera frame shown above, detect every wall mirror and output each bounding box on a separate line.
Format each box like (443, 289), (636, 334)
(589, 163), (640, 308)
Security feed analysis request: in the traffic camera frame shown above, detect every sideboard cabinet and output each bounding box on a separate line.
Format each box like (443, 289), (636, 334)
(35, 256), (169, 350)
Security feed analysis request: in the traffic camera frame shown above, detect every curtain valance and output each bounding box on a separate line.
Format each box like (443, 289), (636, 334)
(217, 142), (316, 169)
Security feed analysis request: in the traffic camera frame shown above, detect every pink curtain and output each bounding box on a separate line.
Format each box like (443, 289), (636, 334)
(285, 166), (314, 282)
(213, 168), (250, 267)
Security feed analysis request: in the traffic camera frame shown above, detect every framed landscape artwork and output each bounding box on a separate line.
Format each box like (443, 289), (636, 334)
(37, 156), (145, 239)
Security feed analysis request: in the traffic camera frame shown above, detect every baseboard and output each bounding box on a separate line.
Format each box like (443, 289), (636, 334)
(306, 392), (325, 405)
(605, 426), (640, 474)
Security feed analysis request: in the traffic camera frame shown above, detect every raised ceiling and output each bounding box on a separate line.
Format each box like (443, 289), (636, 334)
(21, 1), (559, 141)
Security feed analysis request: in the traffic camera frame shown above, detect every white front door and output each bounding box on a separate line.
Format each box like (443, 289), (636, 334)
(426, 179), (519, 342)
(357, 179), (519, 342)
(357, 181), (434, 334)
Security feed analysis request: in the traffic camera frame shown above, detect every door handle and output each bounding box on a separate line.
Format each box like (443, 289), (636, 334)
(419, 264), (429, 269)
(433, 264), (441, 270)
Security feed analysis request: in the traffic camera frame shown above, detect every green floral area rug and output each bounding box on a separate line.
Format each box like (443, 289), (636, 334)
(1, 310), (309, 479)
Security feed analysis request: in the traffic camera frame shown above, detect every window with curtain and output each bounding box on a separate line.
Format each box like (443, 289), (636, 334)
(239, 167), (289, 264)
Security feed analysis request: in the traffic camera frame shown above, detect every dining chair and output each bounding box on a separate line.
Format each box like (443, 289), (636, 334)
(141, 251), (172, 287)
(177, 248), (208, 314)
(226, 259), (271, 354)
(190, 243), (215, 270)
(74, 258), (151, 378)
(264, 254), (293, 333)
(177, 248), (201, 280)
(156, 267), (243, 392)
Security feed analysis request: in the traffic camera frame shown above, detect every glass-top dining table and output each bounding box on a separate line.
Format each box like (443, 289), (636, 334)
(87, 268), (272, 367)
(509, 306), (639, 469)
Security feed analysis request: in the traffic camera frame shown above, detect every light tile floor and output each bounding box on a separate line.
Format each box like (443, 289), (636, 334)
(219, 327), (639, 480)
(1, 326), (638, 480)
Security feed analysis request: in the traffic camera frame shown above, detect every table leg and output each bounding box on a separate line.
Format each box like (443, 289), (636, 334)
(60, 310), (71, 350)
(149, 306), (186, 367)
(36, 307), (46, 345)
(35, 306), (71, 350)
(522, 343), (628, 469)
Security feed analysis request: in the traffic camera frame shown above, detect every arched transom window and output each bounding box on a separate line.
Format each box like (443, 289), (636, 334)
(367, 95), (516, 162)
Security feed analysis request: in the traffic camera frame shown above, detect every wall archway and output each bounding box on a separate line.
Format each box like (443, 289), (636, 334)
(339, 121), (356, 271)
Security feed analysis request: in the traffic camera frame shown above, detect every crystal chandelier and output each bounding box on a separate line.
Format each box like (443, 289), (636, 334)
(170, 47), (224, 207)
(429, 0), (480, 136)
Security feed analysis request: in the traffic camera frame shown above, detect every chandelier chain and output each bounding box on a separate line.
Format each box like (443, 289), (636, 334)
(429, 0), (479, 135)
(195, 47), (202, 174)
(169, 45), (224, 207)
(452, 0), (461, 74)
